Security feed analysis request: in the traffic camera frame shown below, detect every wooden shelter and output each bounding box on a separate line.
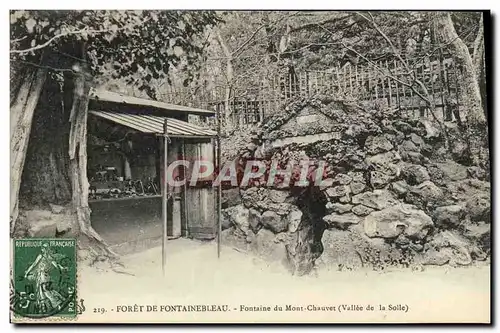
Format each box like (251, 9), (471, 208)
(86, 89), (220, 256)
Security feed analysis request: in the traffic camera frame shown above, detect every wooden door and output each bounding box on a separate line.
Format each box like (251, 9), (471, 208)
(184, 140), (216, 239)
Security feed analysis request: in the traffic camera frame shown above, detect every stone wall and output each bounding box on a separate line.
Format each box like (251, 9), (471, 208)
(221, 97), (490, 275)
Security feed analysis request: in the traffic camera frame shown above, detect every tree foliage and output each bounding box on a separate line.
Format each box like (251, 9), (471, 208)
(10, 10), (222, 98)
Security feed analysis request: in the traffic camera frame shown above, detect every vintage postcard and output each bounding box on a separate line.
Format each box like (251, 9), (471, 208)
(9, 9), (491, 324)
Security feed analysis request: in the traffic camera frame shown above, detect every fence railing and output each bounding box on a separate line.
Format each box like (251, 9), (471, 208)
(162, 55), (464, 128)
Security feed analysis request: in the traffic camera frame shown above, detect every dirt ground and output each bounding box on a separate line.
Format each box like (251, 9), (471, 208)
(74, 238), (490, 323)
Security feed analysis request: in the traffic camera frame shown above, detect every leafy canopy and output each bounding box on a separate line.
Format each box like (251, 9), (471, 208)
(10, 10), (222, 98)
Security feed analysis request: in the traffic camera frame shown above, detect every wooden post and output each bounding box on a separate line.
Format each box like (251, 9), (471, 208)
(162, 119), (169, 276)
(216, 100), (222, 259)
(181, 138), (189, 238)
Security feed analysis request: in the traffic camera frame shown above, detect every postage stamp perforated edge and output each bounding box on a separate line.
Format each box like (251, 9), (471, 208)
(10, 238), (79, 323)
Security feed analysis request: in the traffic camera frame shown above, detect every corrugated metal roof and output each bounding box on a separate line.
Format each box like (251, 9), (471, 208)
(89, 110), (217, 138)
(89, 89), (215, 116)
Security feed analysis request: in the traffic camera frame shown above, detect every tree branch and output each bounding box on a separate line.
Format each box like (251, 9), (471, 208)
(356, 11), (411, 71)
(10, 18), (150, 55)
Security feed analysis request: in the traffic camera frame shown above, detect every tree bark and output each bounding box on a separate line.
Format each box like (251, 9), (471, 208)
(10, 66), (47, 233)
(67, 65), (118, 258)
(434, 12), (488, 165)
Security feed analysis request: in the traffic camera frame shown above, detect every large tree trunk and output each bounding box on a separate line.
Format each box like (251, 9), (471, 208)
(10, 66), (47, 234)
(434, 12), (488, 165)
(66, 65), (118, 259)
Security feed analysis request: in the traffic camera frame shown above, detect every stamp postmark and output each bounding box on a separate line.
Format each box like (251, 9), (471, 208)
(11, 238), (77, 319)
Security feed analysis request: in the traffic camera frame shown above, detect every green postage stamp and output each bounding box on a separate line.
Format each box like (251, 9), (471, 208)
(11, 238), (77, 319)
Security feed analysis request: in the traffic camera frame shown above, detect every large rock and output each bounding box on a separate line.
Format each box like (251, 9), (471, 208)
(325, 202), (353, 214)
(405, 181), (444, 208)
(390, 180), (410, 197)
(430, 160), (468, 182)
(364, 203), (433, 239)
(28, 219), (57, 238)
(225, 204), (250, 233)
(221, 227), (248, 251)
(323, 213), (361, 230)
(402, 164), (430, 185)
(333, 173), (352, 185)
(24, 210), (57, 237)
(268, 190), (290, 203)
(287, 209), (303, 233)
(365, 151), (401, 168)
(432, 205), (464, 228)
(248, 208), (262, 233)
(352, 205), (375, 216)
(261, 210), (288, 233)
(325, 185), (349, 198)
(222, 188), (242, 208)
(463, 222), (490, 250)
(250, 229), (287, 262)
(409, 133), (425, 147)
(352, 190), (397, 210)
(316, 229), (363, 271)
(365, 135), (394, 155)
(465, 195), (490, 222)
(221, 210), (233, 230)
(400, 139), (420, 153)
(240, 187), (268, 209)
(370, 171), (392, 189)
(422, 230), (472, 266)
(350, 181), (366, 195)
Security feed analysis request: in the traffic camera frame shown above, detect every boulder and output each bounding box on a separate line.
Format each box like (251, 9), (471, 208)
(225, 204), (250, 233)
(405, 181), (444, 208)
(352, 190), (397, 210)
(432, 205), (464, 228)
(316, 229), (363, 271)
(370, 171), (392, 189)
(261, 210), (288, 233)
(363, 203), (433, 239)
(250, 229), (287, 262)
(390, 180), (410, 197)
(423, 230), (472, 266)
(467, 166), (488, 181)
(347, 171), (365, 183)
(400, 139), (420, 153)
(323, 213), (361, 230)
(402, 164), (430, 185)
(350, 181), (366, 195)
(463, 222), (490, 250)
(221, 227), (248, 251)
(240, 187), (268, 209)
(248, 208), (262, 233)
(333, 173), (352, 185)
(365, 135), (394, 155)
(409, 133), (425, 147)
(465, 195), (490, 222)
(351, 205), (375, 216)
(268, 190), (290, 203)
(221, 210), (233, 230)
(431, 160), (468, 182)
(393, 120), (413, 134)
(222, 188), (242, 208)
(365, 151), (401, 168)
(28, 219), (57, 238)
(287, 209), (303, 233)
(325, 202), (353, 214)
(325, 185), (349, 198)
